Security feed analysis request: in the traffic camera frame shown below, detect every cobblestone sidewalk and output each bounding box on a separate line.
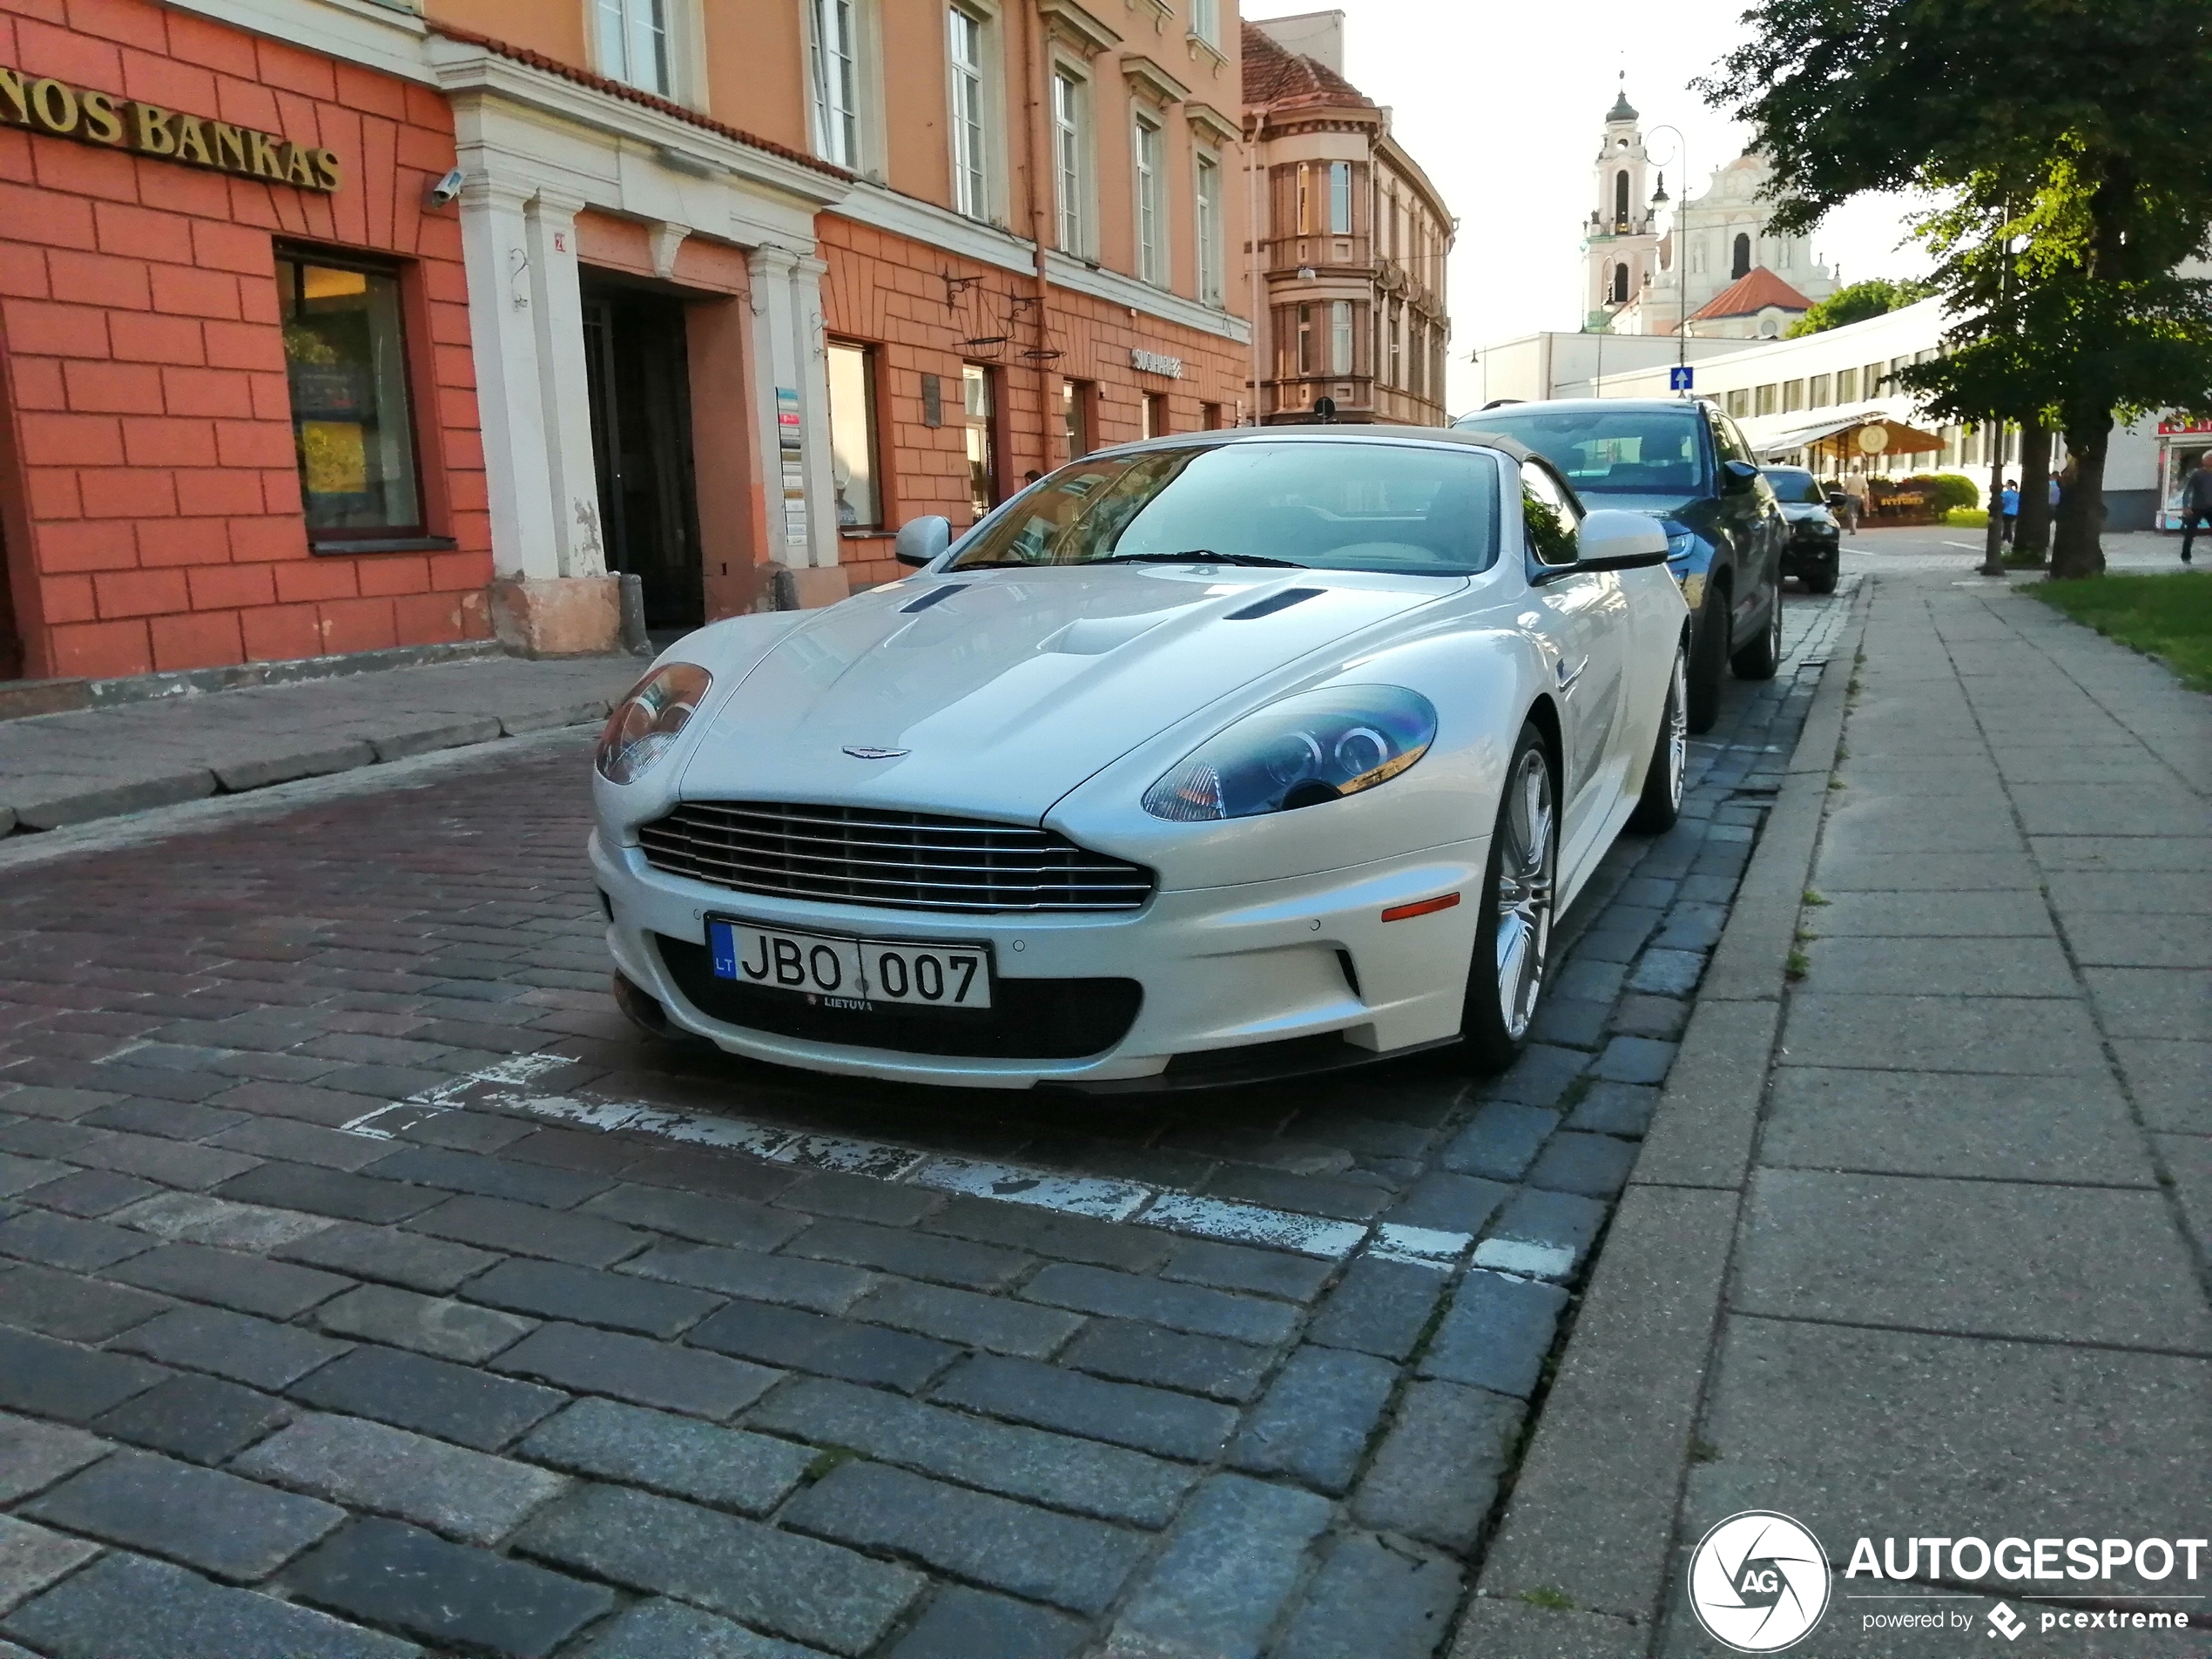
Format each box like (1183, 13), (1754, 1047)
(0, 654), (642, 836)
(0, 594), (1849, 1659)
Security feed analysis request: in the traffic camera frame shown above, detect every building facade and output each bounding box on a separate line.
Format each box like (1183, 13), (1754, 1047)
(0, 0), (493, 683)
(1240, 11), (1451, 426)
(0, 0), (1252, 685)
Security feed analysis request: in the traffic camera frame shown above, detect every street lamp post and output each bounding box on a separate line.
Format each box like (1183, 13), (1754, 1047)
(1646, 125), (1689, 384)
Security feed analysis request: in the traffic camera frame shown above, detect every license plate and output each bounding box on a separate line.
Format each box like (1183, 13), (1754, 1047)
(707, 920), (993, 1011)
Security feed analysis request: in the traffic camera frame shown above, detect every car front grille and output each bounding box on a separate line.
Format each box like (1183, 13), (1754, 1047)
(637, 801), (1156, 914)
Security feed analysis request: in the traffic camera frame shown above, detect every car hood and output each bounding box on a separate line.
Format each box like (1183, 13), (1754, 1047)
(677, 564), (1464, 822)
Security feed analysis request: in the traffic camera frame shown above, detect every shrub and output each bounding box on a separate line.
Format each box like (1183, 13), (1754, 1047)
(1904, 472), (1979, 514)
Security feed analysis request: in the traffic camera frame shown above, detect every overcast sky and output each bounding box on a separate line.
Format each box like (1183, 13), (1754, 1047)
(1243, 0), (1936, 415)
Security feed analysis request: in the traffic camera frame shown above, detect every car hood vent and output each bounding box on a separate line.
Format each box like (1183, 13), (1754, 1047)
(900, 584), (967, 614)
(1224, 586), (1325, 620)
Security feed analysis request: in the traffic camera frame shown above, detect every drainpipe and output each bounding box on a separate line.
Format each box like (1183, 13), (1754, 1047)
(1018, 0), (1052, 470)
(1246, 115), (1264, 423)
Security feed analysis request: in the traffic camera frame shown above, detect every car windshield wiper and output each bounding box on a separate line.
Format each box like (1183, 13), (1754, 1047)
(1100, 550), (1307, 568)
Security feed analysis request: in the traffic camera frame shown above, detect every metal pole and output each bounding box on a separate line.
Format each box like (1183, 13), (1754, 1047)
(1646, 124), (1688, 375)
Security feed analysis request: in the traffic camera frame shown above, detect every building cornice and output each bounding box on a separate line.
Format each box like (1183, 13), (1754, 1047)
(1035, 0), (1123, 58)
(1184, 100), (1240, 148)
(426, 37), (850, 212)
(1121, 53), (1192, 108)
(1044, 253), (1251, 345)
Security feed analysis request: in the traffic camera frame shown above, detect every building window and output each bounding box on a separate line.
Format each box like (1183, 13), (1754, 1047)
(948, 8), (988, 220)
(1388, 193), (1401, 261)
(1387, 300), (1402, 388)
(1611, 263), (1629, 305)
(1810, 373), (1831, 408)
(1783, 379), (1804, 413)
(1134, 115), (1165, 286)
(1754, 383), (1777, 416)
(1143, 391), (1167, 438)
(597, 0), (670, 96)
(1329, 160), (1352, 235)
(961, 362), (997, 520)
(809, 0), (861, 168)
(1725, 388), (1750, 418)
(1062, 379), (1093, 459)
(1731, 232), (1750, 280)
(824, 341), (880, 530)
(1201, 401), (1224, 429)
(1195, 152), (1222, 306)
(1190, 0), (1218, 46)
(1295, 303), (1315, 374)
(1330, 300), (1353, 376)
(1051, 70), (1087, 255)
(1409, 317), (1426, 400)
(1614, 170), (1629, 227)
(1836, 366), (1858, 402)
(277, 252), (423, 542)
(1865, 361), (1887, 396)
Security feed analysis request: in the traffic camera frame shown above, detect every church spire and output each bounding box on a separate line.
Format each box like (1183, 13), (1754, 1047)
(1608, 72), (1638, 123)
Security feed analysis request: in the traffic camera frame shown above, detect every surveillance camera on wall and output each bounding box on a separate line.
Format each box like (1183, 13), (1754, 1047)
(426, 169), (466, 209)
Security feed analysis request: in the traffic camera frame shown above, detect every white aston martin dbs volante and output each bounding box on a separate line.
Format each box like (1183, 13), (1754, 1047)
(590, 428), (1689, 1091)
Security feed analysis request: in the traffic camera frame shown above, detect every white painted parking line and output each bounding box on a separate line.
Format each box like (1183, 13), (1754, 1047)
(343, 1065), (1474, 1268)
(1472, 1238), (1577, 1278)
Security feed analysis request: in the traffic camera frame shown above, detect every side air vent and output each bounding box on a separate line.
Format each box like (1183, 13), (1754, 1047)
(1224, 587), (1325, 620)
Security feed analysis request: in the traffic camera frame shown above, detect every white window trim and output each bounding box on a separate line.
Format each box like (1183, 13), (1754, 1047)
(806, 0), (866, 172)
(946, 2), (1008, 226)
(1133, 111), (1166, 288)
(1049, 56), (1096, 260)
(590, 0), (705, 107)
(1192, 145), (1222, 307)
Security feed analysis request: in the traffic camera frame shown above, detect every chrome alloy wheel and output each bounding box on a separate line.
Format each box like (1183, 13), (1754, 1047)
(1663, 645), (1689, 811)
(1494, 747), (1556, 1041)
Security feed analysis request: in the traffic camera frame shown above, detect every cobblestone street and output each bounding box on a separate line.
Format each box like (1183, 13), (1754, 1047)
(0, 592), (1847, 1659)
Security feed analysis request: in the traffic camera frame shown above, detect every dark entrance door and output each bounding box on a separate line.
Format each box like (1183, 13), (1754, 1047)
(582, 283), (704, 631)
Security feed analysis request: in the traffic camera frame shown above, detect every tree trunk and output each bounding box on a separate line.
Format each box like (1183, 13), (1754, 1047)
(2051, 414), (2111, 580)
(2014, 413), (2051, 559)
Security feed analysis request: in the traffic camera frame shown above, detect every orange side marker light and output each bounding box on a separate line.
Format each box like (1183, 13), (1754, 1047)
(1380, 892), (1460, 923)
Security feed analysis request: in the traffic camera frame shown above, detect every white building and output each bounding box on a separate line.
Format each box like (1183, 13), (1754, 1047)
(1587, 298), (2168, 528)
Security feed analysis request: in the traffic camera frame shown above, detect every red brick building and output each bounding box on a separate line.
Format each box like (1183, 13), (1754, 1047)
(0, 0), (488, 684)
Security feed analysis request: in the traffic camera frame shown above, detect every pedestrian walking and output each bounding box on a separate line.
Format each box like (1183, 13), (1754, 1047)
(1840, 467), (1868, 535)
(2181, 451), (2212, 566)
(2000, 478), (2020, 546)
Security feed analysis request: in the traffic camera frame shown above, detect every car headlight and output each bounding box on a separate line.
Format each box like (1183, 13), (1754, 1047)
(596, 663), (711, 784)
(1143, 685), (1437, 821)
(1666, 529), (1699, 562)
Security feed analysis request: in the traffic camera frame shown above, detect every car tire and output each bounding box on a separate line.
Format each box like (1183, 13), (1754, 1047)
(1627, 637), (1688, 833)
(1685, 579), (1729, 733)
(1461, 723), (1558, 1076)
(1731, 577), (1783, 680)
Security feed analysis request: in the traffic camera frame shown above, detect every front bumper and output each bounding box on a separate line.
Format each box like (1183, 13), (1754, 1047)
(590, 829), (1487, 1089)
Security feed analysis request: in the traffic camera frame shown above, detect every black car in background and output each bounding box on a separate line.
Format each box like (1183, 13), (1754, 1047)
(1759, 465), (1842, 595)
(1454, 398), (1787, 732)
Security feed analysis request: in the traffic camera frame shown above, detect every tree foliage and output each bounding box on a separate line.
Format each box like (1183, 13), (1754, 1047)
(1784, 278), (1935, 338)
(1703, 0), (2212, 576)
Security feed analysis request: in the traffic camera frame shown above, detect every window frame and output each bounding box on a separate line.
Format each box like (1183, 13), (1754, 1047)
(1050, 64), (1091, 258)
(823, 337), (884, 533)
(596, 0), (672, 98)
(1328, 300), (1353, 377)
(807, 0), (862, 170)
(275, 245), (434, 550)
(1133, 111), (1166, 287)
(1328, 159), (1352, 236)
(948, 5), (992, 222)
(1193, 149), (1223, 307)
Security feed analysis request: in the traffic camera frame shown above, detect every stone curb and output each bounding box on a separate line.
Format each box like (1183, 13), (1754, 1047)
(1455, 586), (1871, 1658)
(3, 704), (611, 838)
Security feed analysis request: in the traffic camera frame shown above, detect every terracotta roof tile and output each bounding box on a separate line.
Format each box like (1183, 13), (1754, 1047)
(1689, 266), (1817, 321)
(427, 23), (852, 183)
(1241, 20), (1374, 110)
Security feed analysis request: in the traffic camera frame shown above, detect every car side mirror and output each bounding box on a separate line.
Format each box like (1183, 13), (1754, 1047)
(894, 516), (950, 568)
(1722, 459), (1761, 492)
(1531, 510), (1670, 583)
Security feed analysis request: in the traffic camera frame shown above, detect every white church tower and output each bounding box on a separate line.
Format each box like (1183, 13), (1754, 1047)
(1583, 78), (1662, 330)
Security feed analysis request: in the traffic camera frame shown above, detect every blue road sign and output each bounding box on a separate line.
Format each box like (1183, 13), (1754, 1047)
(1669, 366), (1696, 392)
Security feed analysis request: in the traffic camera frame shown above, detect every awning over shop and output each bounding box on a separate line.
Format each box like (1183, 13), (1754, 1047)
(1745, 407), (1945, 462)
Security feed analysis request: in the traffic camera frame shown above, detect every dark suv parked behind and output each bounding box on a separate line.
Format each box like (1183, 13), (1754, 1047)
(1453, 398), (1787, 731)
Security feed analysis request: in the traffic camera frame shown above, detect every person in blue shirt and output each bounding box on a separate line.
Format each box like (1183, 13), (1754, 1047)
(1999, 480), (2020, 544)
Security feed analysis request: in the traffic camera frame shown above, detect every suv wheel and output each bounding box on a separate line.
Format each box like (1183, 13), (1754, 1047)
(1686, 580), (1729, 732)
(1731, 577), (1783, 680)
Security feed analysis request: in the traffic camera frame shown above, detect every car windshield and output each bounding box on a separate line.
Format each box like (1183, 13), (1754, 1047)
(946, 442), (1501, 577)
(1762, 467), (1824, 505)
(1455, 408), (1711, 497)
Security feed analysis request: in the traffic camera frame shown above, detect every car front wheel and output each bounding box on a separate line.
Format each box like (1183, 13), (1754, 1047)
(1627, 638), (1687, 833)
(1462, 725), (1557, 1074)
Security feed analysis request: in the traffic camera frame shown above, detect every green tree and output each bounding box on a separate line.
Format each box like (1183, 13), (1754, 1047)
(1784, 277), (1935, 338)
(1704, 0), (2212, 577)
